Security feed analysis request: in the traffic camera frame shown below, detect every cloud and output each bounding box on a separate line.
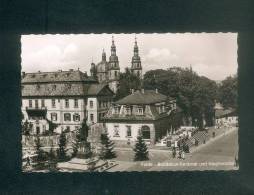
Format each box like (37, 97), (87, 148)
(144, 48), (178, 62)
(22, 43), (80, 72)
(192, 63), (236, 81)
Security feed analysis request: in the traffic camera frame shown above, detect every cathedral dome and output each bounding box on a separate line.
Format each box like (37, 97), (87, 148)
(96, 61), (108, 73)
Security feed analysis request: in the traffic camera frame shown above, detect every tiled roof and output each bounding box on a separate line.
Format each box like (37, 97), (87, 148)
(21, 70), (96, 83)
(22, 83), (87, 97)
(22, 83), (113, 97)
(115, 90), (170, 105)
(87, 84), (109, 95)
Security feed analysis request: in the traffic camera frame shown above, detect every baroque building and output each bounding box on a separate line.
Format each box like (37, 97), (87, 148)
(21, 69), (114, 135)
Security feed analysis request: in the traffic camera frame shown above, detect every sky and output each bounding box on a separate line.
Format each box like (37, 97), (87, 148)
(21, 33), (238, 81)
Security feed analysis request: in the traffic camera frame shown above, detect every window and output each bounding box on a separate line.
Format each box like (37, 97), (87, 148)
(65, 99), (69, 108)
(64, 113), (71, 121)
(35, 99), (38, 108)
(51, 113), (57, 121)
(90, 100), (93, 108)
(29, 100), (32, 107)
(125, 106), (131, 115)
(90, 114), (94, 122)
(115, 71), (117, 77)
(141, 126), (150, 139)
(113, 125), (120, 137)
(52, 99), (56, 108)
(126, 126), (132, 137)
(73, 113), (80, 122)
(41, 99), (45, 107)
(137, 107), (143, 115)
(74, 99), (78, 108)
(42, 125), (46, 131)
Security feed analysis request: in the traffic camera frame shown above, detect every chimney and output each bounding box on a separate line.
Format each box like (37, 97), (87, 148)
(155, 88), (158, 93)
(141, 89), (145, 94)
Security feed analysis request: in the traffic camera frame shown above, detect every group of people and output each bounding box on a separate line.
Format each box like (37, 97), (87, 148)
(172, 147), (185, 160)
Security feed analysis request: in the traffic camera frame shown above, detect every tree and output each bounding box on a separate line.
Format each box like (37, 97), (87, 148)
(218, 75), (237, 109)
(22, 120), (32, 135)
(99, 132), (116, 160)
(143, 67), (218, 128)
(115, 68), (142, 100)
(133, 134), (149, 161)
(72, 118), (90, 158)
(57, 131), (67, 161)
(34, 136), (44, 162)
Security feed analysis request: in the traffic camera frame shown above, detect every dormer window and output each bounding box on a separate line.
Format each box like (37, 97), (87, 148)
(137, 107), (143, 115)
(125, 106), (131, 115)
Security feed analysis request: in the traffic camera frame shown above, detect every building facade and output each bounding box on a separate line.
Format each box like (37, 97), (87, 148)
(90, 36), (143, 93)
(21, 70), (114, 135)
(103, 89), (177, 145)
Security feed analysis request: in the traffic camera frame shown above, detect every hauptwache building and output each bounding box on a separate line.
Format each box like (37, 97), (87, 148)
(21, 69), (114, 134)
(103, 89), (177, 145)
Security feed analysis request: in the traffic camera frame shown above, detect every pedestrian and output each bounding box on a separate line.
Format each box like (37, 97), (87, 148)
(235, 156), (238, 167)
(26, 156), (30, 166)
(172, 147), (176, 158)
(182, 151), (185, 160)
(178, 150), (182, 159)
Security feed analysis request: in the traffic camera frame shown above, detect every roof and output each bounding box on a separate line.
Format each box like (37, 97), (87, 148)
(21, 70), (96, 84)
(215, 109), (237, 118)
(22, 83), (87, 97)
(87, 84), (111, 95)
(22, 83), (114, 97)
(115, 90), (171, 105)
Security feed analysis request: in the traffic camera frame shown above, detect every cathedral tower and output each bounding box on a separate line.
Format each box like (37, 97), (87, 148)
(90, 61), (96, 78)
(108, 36), (120, 93)
(131, 36), (142, 80)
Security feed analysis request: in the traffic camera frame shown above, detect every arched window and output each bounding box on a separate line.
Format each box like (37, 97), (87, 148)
(141, 125), (150, 139)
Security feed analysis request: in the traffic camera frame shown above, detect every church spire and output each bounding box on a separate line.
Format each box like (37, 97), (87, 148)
(111, 35), (116, 55)
(131, 35), (142, 80)
(102, 48), (106, 61)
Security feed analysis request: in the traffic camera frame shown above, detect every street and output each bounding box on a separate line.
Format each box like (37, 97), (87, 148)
(108, 127), (238, 171)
